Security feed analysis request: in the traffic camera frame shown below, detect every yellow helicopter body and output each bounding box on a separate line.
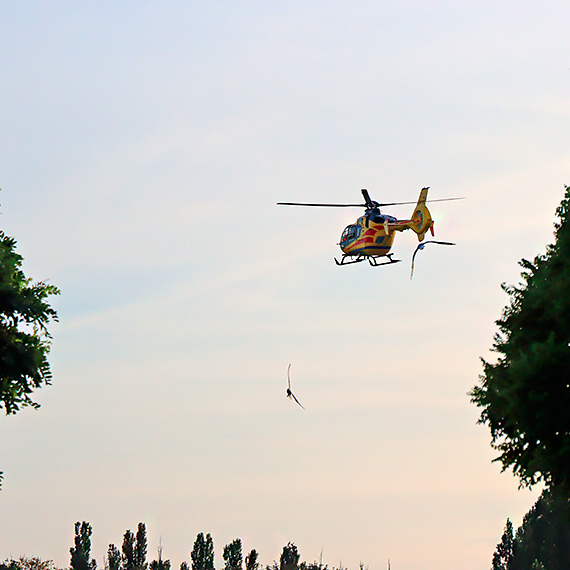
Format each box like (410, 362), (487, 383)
(338, 187), (434, 264)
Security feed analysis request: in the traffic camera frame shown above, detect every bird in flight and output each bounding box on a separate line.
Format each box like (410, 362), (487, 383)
(410, 240), (456, 279)
(286, 363), (305, 409)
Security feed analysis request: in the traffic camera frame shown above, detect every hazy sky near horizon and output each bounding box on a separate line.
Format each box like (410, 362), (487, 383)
(1, 2), (569, 569)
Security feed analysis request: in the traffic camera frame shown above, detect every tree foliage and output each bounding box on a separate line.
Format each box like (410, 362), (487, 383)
(122, 531), (135, 570)
(492, 490), (570, 570)
(492, 519), (514, 570)
(1, 558), (59, 570)
(0, 230), (59, 415)
(471, 186), (570, 493)
(70, 522), (97, 570)
(134, 524), (148, 570)
(117, 524), (148, 570)
(190, 534), (214, 570)
(245, 551), (259, 570)
(223, 539), (243, 570)
(106, 545), (121, 570)
(279, 543), (300, 570)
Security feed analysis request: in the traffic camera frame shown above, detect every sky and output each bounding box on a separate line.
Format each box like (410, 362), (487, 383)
(1, 1), (569, 569)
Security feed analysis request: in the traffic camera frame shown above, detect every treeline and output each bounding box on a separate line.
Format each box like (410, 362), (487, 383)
(1, 524), (343, 570)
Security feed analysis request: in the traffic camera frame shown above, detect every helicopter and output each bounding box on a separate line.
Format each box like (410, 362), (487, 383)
(278, 187), (461, 267)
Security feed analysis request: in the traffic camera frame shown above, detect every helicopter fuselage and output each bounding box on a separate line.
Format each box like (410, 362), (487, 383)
(339, 212), (398, 257)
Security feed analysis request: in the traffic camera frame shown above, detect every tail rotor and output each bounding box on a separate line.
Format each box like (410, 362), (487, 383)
(409, 187), (434, 241)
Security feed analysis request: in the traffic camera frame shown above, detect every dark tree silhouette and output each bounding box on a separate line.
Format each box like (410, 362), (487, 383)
(223, 539), (242, 570)
(1, 558), (58, 570)
(70, 522), (97, 570)
(511, 490), (570, 570)
(471, 186), (570, 494)
(107, 545), (121, 570)
(191, 533), (214, 570)
(279, 543), (300, 570)
(492, 519), (514, 570)
(122, 530), (135, 570)
(245, 551), (259, 570)
(134, 524), (148, 570)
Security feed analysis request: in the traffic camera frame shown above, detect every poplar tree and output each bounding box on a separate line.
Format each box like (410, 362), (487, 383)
(204, 535), (214, 570)
(70, 522), (97, 570)
(191, 534), (214, 570)
(107, 545), (121, 570)
(122, 531), (135, 570)
(245, 551), (259, 570)
(134, 524), (148, 570)
(190, 534), (206, 570)
(223, 539), (243, 570)
(279, 543), (300, 570)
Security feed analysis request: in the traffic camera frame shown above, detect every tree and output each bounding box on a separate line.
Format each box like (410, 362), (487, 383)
(149, 562), (170, 570)
(106, 546), (121, 570)
(491, 489), (570, 569)
(134, 524), (148, 570)
(191, 533), (214, 570)
(122, 530), (136, 570)
(471, 186), (570, 494)
(1, 558), (59, 570)
(245, 551), (259, 570)
(204, 535), (214, 570)
(0, 229), (60, 415)
(0, 229), (59, 486)
(190, 534), (205, 570)
(279, 543), (300, 570)
(70, 522), (97, 570)
(223, 539), (243, 570)
(118, 524), (147, 570)
(510, 490), (570, 570)
(492, 519), (514, 570)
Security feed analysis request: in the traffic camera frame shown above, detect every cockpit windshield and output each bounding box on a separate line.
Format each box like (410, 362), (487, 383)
(340, 224), (361, 243)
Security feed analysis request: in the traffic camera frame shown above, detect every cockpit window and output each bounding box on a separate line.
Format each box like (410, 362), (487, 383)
(341, 225), (361, 243)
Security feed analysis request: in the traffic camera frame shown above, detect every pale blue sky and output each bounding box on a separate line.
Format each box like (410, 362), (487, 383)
(1, 2), (569, 569)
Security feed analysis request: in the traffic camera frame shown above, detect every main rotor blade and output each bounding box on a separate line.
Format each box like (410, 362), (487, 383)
(277, 197), (464, 208)
(377, 197), (465, 207)
(277, 202), (365, 207)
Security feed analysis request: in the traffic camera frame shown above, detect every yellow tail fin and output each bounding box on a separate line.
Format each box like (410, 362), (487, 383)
(410, 187), (434, 241)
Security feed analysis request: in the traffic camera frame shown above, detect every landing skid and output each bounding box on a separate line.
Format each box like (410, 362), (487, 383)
(334, 253), (401, 267)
